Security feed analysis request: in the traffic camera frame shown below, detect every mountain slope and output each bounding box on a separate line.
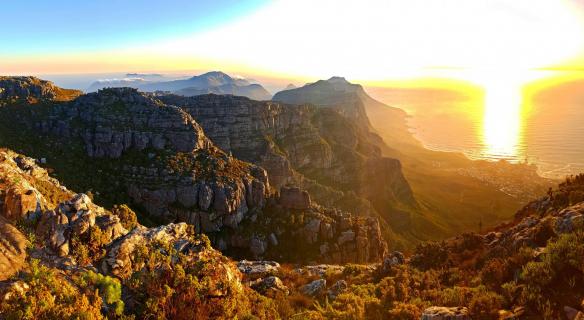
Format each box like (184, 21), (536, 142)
(273, 76), (373, 128)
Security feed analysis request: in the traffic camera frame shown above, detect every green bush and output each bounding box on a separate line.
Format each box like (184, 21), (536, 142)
(0, 259), (105, 320)
(78, 270), (125, 317)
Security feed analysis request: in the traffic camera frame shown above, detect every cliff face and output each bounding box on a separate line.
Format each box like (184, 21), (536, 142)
(159, 94), (415, 224)
(32, 87), (270, 234)
(220, 186), (388, 263)
(0, 78), (388, 264)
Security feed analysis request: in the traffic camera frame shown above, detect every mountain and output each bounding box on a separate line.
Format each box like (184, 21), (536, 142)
(138, 71), (272, 100)
(273, 76), (374, 128)
(273, 77), (554, 242)
(158, 94), (417, 245)
(0, 76), (579, 319)
(0, 77), (387, 263)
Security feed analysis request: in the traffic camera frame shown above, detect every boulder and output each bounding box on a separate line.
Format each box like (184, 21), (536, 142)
(0, 217), (28, 281)
(36, 210), (70, 256)
(2, 184), (41, 221)
(564, 306), (584, 320)
(250, 276), (289, 297)
(382, 251), (405, 272)
(237, 260), (280, 280)
(300, 279), (327, 297)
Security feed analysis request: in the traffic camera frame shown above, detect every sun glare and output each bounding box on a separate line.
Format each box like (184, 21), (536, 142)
(479, 71), (525, 161)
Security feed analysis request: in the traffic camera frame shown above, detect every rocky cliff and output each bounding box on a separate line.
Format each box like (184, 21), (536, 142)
(31, 87), (270, 234)
(219, 186), (388, 263)
(159, 94), (415, 226)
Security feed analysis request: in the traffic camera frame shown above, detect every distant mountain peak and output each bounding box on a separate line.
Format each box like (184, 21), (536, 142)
(327, 76), (349, 84)
(192, 71), (232, 80)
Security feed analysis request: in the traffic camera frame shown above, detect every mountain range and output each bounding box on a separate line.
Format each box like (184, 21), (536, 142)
(0, 74), (576, 319)
(86, 71), (272, 100)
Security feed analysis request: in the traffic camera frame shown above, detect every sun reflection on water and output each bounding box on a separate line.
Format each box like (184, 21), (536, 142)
(480, 73), (525, 162)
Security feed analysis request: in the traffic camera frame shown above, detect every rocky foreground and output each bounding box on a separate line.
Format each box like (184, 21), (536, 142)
(1, 148), (584, 319)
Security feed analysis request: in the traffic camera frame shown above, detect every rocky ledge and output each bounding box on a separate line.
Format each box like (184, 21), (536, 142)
(0, 76), (81, 105)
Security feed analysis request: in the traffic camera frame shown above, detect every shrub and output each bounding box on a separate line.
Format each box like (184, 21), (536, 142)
(386, 302), (422, 320)
(78, 270), (125, 317)
(468, 287), (504, 320)
(0, 259), (105, 320)
(410, 241), (448, 271)
(111, 204), (138, 230)
(480, 258), (510, 288)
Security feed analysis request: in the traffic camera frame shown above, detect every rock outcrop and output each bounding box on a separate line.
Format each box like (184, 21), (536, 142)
(0, 76), (81, 104)
(300, 278), (327, 297)
(27, 87), (271, 233)
(40, 87), (210, 158)
(249, 276), (289, 297)
(221, 186), (388, 264)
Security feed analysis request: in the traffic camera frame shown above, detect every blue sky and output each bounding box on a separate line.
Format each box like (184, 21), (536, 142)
(1, 0), (268, 55)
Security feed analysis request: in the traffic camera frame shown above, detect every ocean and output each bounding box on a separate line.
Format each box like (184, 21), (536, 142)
(367, 70), (584, 179)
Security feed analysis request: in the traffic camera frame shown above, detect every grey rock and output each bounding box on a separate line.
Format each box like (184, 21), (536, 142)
(237, 260), (280, 280)
(300, 279), (327, 297)
(250, 276), (289, 297)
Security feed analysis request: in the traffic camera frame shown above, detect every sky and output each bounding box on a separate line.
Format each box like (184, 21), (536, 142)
(2, 0), (584, 83)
